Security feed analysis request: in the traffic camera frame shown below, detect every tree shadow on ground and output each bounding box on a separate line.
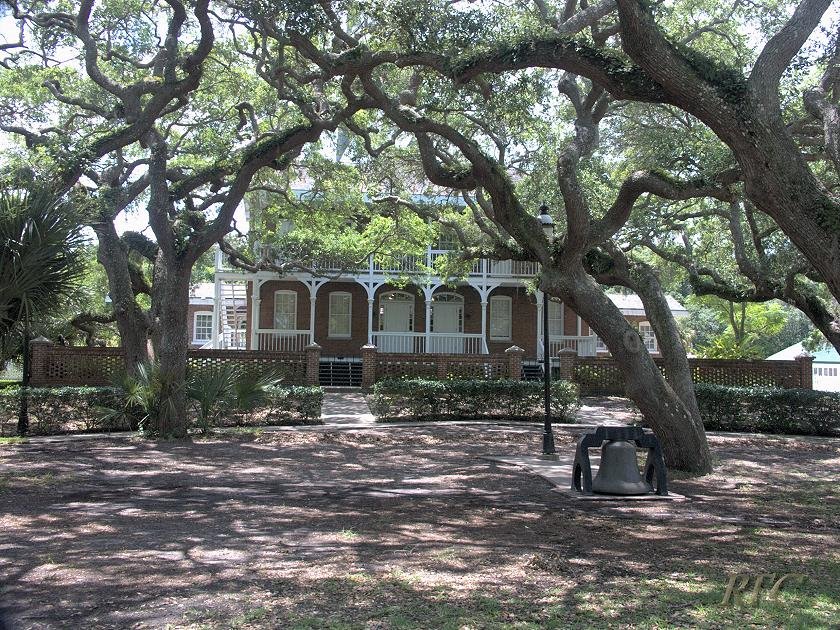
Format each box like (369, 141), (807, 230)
(0, 426), (836, 628)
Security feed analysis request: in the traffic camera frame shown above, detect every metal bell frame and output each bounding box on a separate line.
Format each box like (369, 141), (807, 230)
(571, 426), (669, 496)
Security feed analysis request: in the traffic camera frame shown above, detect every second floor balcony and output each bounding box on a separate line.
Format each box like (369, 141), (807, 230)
(215, 247), (540, 280)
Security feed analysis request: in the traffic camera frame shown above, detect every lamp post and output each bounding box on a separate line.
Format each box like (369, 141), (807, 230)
(537, 202), (556, 456)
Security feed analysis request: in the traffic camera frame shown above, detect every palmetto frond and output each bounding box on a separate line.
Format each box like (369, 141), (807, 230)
(0, 186), (87, 337)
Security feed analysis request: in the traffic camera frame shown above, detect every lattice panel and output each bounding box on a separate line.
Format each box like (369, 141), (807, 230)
(187, 350), (307, 384)
(30, 347), (308, 386)
(442, 358), (508, 380)
(683, 359), (801, 388)
(573, 357), (805, 396)
(376, 354), (509, 381)
(377, 355), (438, 380)
(32, 346), (124, 386)
(574, 359), (625, 396)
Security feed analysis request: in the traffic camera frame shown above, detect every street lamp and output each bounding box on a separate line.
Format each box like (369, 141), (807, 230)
(537, 202), (556, 457)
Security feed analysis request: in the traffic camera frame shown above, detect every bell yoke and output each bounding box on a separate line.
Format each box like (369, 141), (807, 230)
(571, 426), (669, 496)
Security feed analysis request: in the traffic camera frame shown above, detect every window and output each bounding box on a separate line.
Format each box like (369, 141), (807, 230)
(328, 292), (352, 338)
(548, 299), (564, 337)
(596, 337), (608, 353)
(193, 312), (213, 342)
(639, 321), (657, 352)
(273, 291), (297, 330)
(489, 296), (512, 340)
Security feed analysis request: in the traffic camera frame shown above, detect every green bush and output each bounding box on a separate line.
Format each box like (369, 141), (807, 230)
(0, 381), (324, 437)
(695, 384), (840, 437)
(0, 385), (126, 435)
(370, 378), (580, 422)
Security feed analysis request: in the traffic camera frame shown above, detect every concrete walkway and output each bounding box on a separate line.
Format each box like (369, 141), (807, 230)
(320, 390), (376, 426)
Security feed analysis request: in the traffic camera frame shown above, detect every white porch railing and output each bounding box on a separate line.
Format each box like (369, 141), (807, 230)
(371, 332), (488, 354)
(256, 329), (311, 351)
(372, 332), (426, 353)
(549, 336), (597, 357)
(428, 333), (485, 354)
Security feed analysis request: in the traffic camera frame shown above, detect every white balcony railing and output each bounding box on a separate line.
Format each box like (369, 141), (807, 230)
(372, 332), (426, 353)
(549, 336), (597, 357)
(428, 333), (485, 354)
(487, 259), (539, 277)
(256, 329), (311, 352)
(217, 244), (542, 280)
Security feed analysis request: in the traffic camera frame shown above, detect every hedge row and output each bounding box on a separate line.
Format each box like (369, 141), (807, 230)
(0, 385), (323, 436)
(370, 378), (580, 422)
(694, 384), (840, 437)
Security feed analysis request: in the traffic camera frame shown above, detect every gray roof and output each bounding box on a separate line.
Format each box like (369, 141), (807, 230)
(607, 293), (688, 317)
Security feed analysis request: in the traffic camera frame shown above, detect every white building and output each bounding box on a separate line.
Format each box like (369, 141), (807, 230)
(767, 342), (840, 392)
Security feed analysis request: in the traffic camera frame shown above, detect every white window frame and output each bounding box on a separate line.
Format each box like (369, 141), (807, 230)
(193, 311), (213, 343)
(328, 292), (353, 338)
(273, 290), (298, 331)
(431, 292), (464, 333)
(489, 295), (512, 340)
(547, 299), (564, 337)
(639, 321), (657, 352)
(596, 337), (608, 353)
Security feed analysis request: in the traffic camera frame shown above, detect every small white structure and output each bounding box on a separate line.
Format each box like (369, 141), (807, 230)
(767, 342), (840, 392)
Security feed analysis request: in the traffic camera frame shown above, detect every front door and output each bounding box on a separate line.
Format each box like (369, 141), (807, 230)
(380, 296), (414, 352)
(429, 301), (464, 353)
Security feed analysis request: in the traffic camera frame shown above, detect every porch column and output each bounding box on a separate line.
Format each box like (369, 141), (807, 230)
(424, 299), (432, 353)
(212, 276), (221, 349)
(367, 298), (374, 344)
(250, 278), (262, 351)
(535, 290), (543, 360)
(309, 296), (317, 345)
(480, 300), (488, 354)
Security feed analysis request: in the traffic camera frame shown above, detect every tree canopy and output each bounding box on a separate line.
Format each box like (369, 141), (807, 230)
(0, 0), (837, 465)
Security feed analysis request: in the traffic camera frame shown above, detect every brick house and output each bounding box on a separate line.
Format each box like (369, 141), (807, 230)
(207, 246), (687, 362)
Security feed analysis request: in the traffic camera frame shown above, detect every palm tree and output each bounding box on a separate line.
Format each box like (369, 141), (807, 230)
(0, 185), (86, 434)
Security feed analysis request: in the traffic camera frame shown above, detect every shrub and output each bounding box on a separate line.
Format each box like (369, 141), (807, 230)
(0, 385), (126, 436)
(187, 365), (283, 434)
(370, 378), (580, 422)
(694, 384), (840, 437)
(0, 379), (324, 437)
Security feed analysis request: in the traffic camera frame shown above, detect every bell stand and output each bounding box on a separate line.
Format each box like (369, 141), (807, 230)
(571, 426), (669, 496)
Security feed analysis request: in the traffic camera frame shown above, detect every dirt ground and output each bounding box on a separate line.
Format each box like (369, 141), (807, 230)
(0, 426), (838, 629)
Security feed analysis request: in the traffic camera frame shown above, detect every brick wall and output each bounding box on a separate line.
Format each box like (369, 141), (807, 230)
(187, 304), (214, 347)
(572, 356), (811, 396)
(29, 343), (308, 386)
(315, 282), (370, 356)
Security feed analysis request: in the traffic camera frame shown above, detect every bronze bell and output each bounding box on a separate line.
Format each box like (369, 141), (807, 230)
(592, 440), (653, 495)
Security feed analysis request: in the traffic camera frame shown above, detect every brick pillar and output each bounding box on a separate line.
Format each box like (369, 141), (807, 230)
(505, 345), (524, 380)
(304, 343), (321, 386)
(795, 352), (813, 389)
(361, 344), (378, 389)
(28, 337), (54, 386)
(435, 355), (449, 381)
(558, 348), (577, 382)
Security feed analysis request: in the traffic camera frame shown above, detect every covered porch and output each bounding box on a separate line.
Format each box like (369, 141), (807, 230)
(212, 273), (598, 357)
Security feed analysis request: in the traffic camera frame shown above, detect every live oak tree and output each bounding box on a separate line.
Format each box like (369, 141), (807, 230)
(610, 91), (840, 355)
(1, 1), (375, 435)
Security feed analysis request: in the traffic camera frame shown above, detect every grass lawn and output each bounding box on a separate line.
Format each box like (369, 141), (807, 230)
(0, 426), (837, 629)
